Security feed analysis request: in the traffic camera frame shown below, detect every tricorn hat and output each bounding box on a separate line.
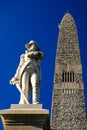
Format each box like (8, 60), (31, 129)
(25, 40), (40, 51)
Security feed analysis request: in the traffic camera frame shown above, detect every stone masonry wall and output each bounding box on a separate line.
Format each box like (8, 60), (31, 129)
(51, 89), (87, 130)
(51, 13), (87, 130)
(57, 13), (80, 65)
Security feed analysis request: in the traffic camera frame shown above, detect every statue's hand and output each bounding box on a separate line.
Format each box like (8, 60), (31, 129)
(10, 77), (18, 85)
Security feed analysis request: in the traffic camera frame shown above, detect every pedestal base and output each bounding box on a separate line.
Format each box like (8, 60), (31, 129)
(0, 104), (50, 130)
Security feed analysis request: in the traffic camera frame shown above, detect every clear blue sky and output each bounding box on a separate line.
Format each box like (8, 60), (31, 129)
(0, 0), (87, 129)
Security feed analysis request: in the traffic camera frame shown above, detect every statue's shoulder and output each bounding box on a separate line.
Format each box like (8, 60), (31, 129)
(20, 54), (25, 63)
(20, 54), (25, 59)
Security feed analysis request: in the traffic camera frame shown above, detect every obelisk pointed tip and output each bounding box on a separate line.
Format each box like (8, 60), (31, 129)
(57, 12), (81, 65)
(58, 12), (74, 29)
(63, 12), (74, 21)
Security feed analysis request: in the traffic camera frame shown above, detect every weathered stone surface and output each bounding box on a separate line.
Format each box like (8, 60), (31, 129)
(57, 13), (80, 65)
(51, 13), (87, 130)
(51, 89), (87, 129)
(11, 104), (42, 109)
(0, 104), (50, 130)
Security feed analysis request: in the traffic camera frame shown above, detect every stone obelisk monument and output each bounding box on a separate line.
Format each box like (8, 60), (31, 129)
(0, 40), (50, 130)
(51, 13), (87, 129)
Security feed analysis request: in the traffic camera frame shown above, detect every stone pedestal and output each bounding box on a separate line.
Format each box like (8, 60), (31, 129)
(0, 104), (50, 130)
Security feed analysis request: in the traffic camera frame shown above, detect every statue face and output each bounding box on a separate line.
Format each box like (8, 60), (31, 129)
(28, 44), (35, 51)
(27, 43), (40, 52)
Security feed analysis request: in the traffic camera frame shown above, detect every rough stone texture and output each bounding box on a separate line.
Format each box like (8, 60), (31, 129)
(51, 89), (87, 130)
(51, 13), (87, 130)
(57, 13), (80, 65)
(0, 104), (50, 130)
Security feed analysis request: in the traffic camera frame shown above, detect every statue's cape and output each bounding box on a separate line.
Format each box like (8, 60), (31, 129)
(19, 59), (32, 91)
(18, 59), (40, 92)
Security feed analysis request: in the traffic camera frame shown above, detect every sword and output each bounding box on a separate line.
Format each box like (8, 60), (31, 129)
(10, 79), (29, 104)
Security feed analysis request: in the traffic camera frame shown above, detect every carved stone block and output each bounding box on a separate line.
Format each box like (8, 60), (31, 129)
(0, 104), (50, 130)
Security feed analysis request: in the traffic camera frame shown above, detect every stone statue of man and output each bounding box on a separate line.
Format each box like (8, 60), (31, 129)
(10, 40), (44, 104)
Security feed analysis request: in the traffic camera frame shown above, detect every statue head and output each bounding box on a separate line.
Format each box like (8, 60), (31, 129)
(25, 40), (40, 52)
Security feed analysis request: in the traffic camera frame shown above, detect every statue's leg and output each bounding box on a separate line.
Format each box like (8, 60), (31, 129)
(31, 73), (40, 104)
(19, 71), (30, 104)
